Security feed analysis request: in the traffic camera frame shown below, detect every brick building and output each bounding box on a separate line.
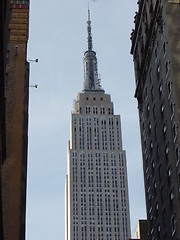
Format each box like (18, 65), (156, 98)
(0, 0), (10, 238)
(1, 0), (30, 239)
(0, 0), (9, 163)
(131, 0), (180, 239)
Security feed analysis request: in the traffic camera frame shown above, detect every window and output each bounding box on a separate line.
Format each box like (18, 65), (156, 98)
(150, 228), (154, 235)
(100, 107), (105, 115)
(147, 104), (150, 115)
(161, 102), (165, 114)
(159, 81), (163, 95)
(150, 141), (153, 152)
(168, 167), (172, 177)
(149, 122), (152, 134)
(175, 147), (180, 165)
(167, 80), (172, 98)
(171, 215), (176, 236)
(144, 139), (147, 152)
(152, 161), (155, 175)
(163, 121), (167, 134)
(165, 61), (170, 77)
(173, 123), (177, 142)
(157, 64), (161, 79)
(170, 102), (175, 119)
(165, 145), (169, 160)
(93, 107), (97, 114)
(86, 107), (91, 114)
(5, 73), (8, 88)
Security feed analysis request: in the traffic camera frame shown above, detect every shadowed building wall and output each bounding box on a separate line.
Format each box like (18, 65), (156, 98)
(131, 0), (180, 239)
(0, 0), (10, 239)
(129, 219), (149, 240)
(1, 1), (30, 240)
(134, 220), (149, 240)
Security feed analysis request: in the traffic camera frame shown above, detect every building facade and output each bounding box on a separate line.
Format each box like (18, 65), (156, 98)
(0, 0), (10, 238)
(131, 0), (180, 239)
(1, 0), (30, 240)
(0, 0), (9, 164)
(66, 11), (131, 240)
(130, 219), (149, 240)
(134, 220), (149, 240)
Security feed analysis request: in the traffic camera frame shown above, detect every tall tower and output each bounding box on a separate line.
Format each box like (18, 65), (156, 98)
(66, 10), (131, 240)
(1, 0), (30, 239)
(131, 0), (180, 239)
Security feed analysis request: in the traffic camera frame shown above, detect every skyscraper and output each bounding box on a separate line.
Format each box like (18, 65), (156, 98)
(66, 10), (131, 240)
(131, 0), (180, 239)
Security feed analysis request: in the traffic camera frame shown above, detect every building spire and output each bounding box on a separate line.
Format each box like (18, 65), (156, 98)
(87, 8), (92, 51)
(83, 9), (104, 92)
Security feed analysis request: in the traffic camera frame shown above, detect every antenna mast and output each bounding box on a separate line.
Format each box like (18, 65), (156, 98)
(87, 7), (92, 51)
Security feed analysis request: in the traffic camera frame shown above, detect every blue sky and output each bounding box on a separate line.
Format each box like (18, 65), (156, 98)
(26, 0), (146, 239)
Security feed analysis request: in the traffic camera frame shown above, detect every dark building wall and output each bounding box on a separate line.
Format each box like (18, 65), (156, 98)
(129, 219), (149, 240)
(0, 0), (9, 167)
(0, 0), (10, 239)
(131, 1), (180, 240)
(1, 2), (29, 240)
(164, 1), (180, 137)
(136, 220), (149, 240)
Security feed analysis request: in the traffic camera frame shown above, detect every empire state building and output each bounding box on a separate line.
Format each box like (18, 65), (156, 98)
(66, 10), (131, 240)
